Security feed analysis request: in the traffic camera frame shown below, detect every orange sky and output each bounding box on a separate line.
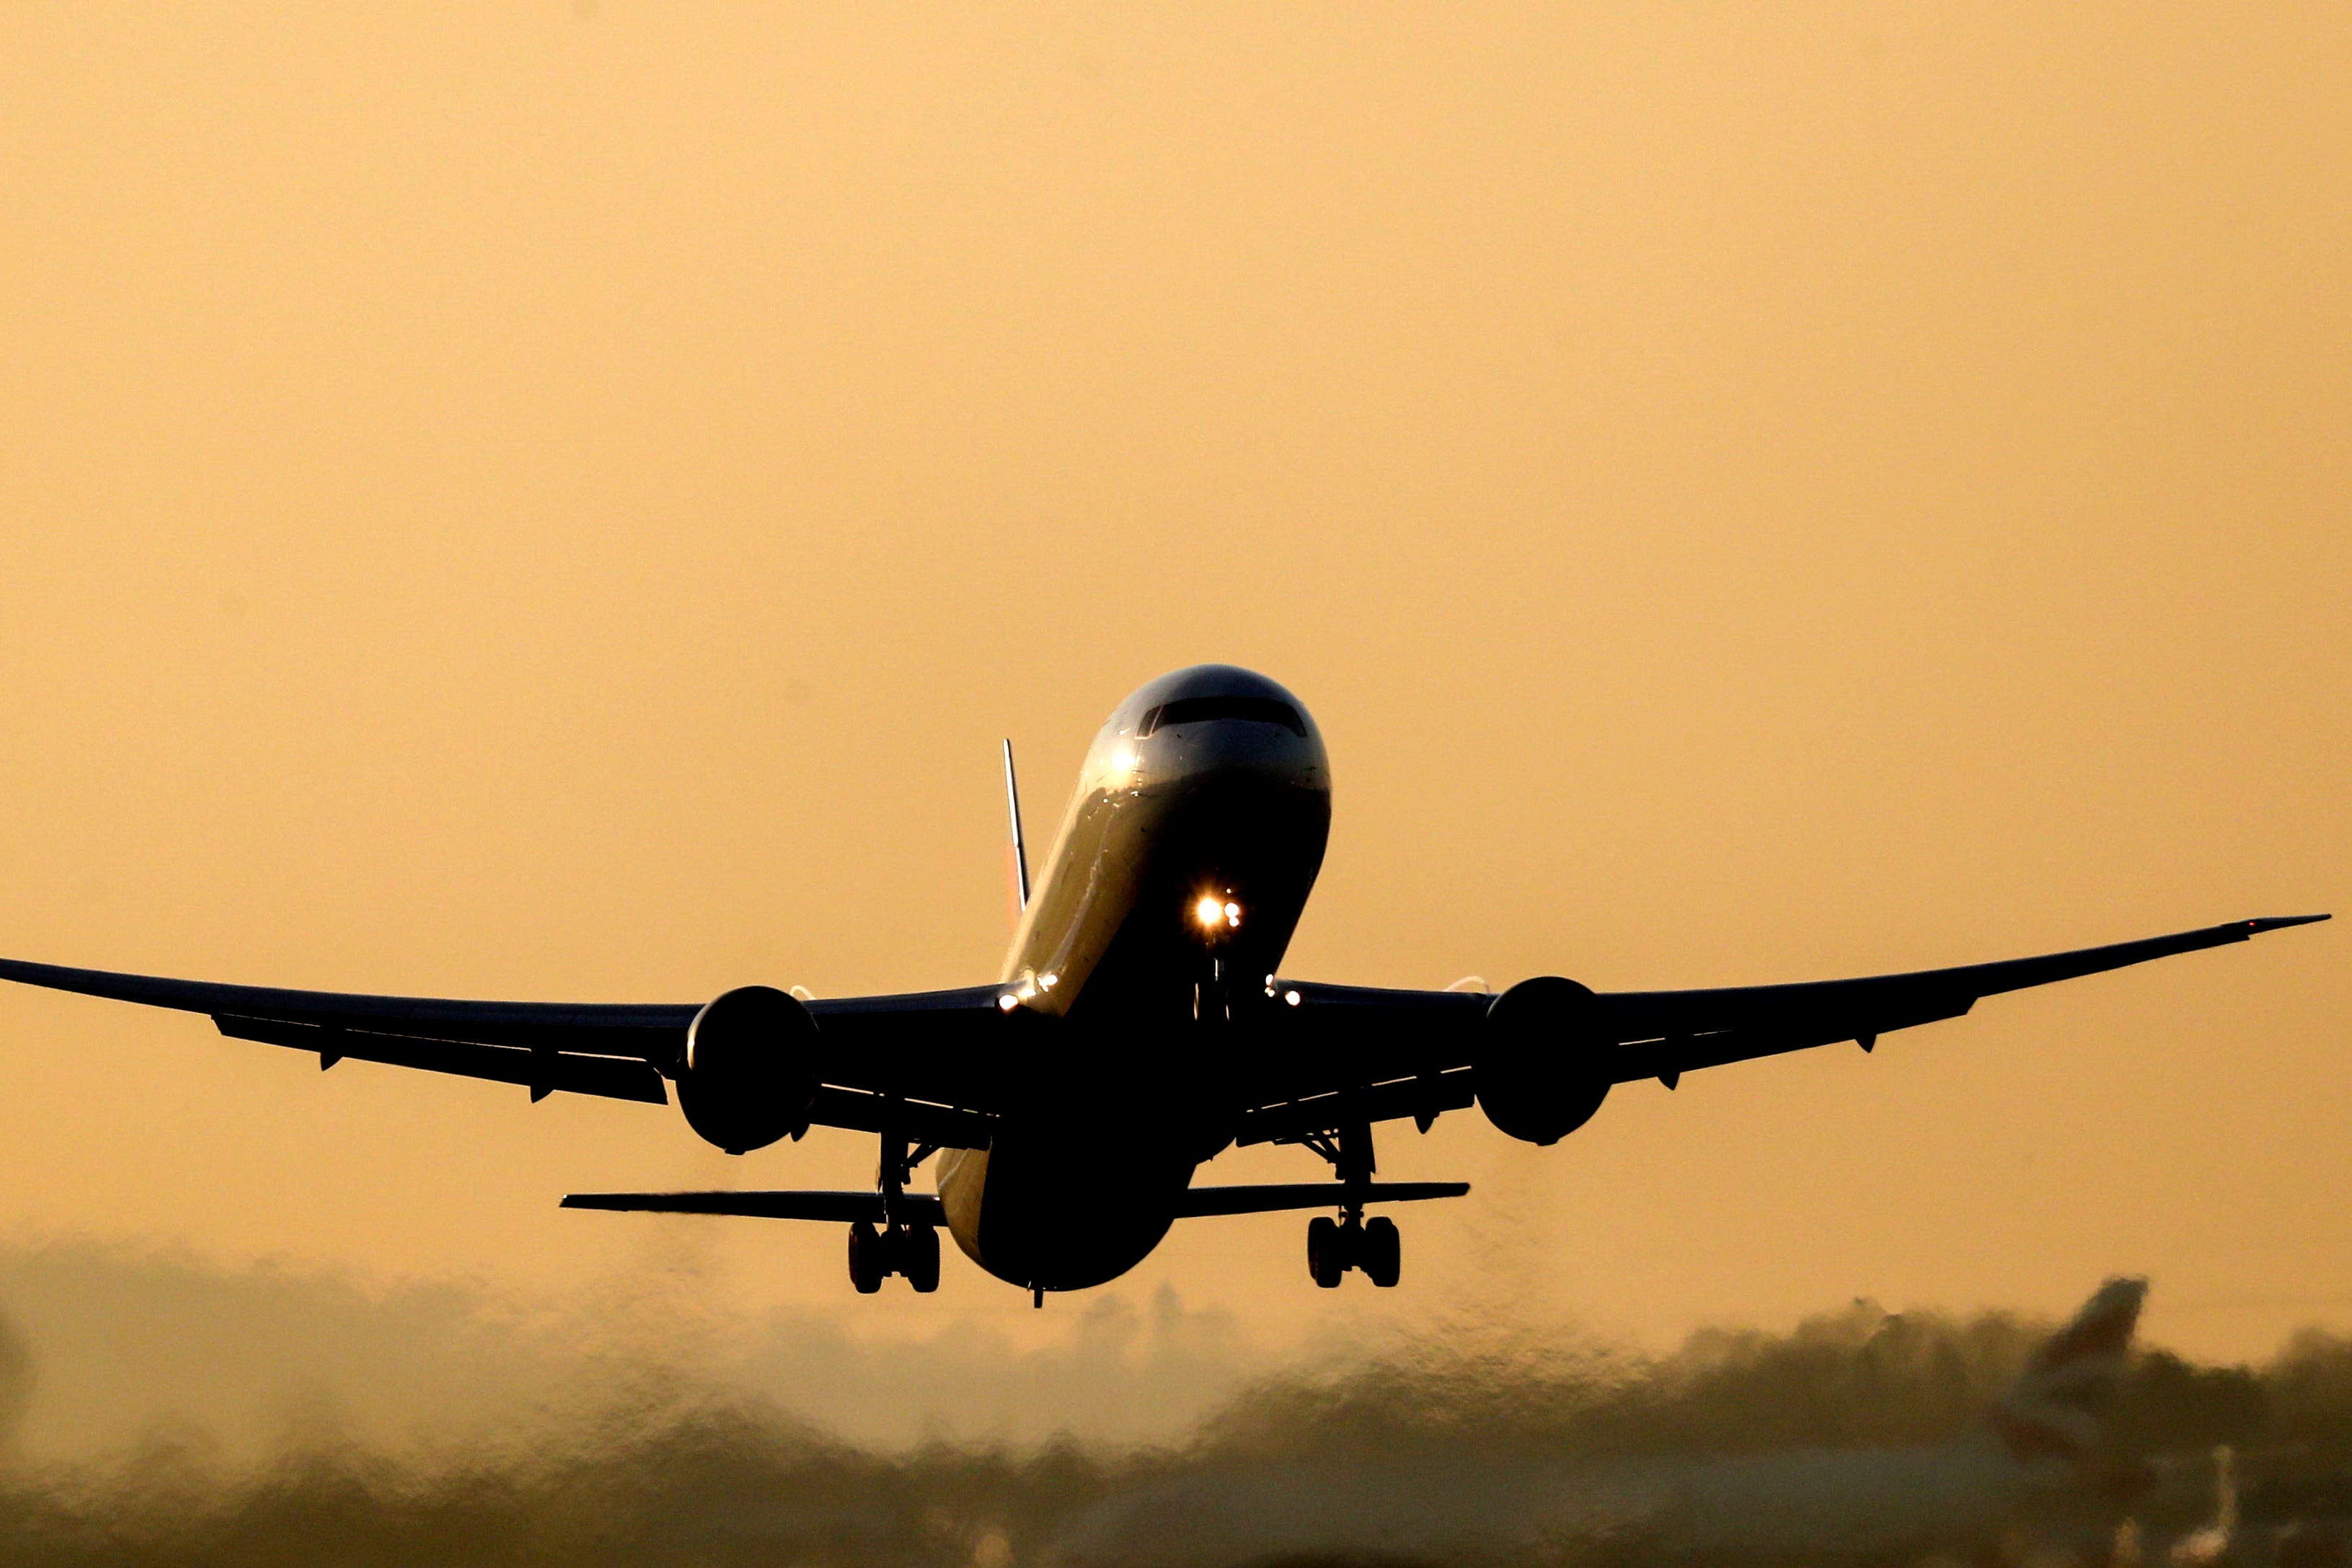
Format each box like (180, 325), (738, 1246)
(0, 4), (2343, 1372)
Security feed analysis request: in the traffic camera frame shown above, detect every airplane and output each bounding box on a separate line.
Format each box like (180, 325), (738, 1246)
(0, 665), (2327, 1304)
(1045, 1276), (2162, 1566)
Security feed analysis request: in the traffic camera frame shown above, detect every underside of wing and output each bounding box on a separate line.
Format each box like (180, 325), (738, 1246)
(0, 954), (1006, 1138)
(556, 1183), (1472, 1224)
(561, 1189), (945, 1225)
(1593, 914), (2329, 1086)
(213, 1012), (675, 1102)
(1237, 915), (2327, 1145)
(0, 954), (691, 1103)
(1175, 1181), (1470, 1218)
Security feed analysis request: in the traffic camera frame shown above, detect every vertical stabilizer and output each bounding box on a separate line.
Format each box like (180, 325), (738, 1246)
(1002, 739), (1031, 919)
(1991, 1276), (2147, 1466)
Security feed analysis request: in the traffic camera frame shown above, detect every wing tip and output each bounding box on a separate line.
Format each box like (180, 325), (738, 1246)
(2249, 913), (2330, 935)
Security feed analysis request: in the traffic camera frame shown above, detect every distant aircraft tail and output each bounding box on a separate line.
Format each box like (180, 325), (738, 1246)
(1989, 1276), (2148, 1468)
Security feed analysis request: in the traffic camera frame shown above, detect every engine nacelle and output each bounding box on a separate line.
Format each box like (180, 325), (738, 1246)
(1476, 975), (1612, 1146)
(675, 985), (821, 1154)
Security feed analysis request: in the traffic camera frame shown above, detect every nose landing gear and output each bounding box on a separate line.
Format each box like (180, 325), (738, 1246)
(848, 1221), (942, 1294)
(1307, 1213), (1401, 1288)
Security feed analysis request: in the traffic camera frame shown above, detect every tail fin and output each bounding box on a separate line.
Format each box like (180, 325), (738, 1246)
(1990, 1276), (2147, 1465)
(1002, 739), (1031, 925)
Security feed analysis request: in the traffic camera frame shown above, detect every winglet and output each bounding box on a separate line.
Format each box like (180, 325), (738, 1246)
(2247, 913), (2329, 935)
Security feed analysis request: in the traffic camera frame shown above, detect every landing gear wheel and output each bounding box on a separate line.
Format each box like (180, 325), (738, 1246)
(847, 1221), (886, 1294)
(1307, 1215), (1345, 1288)
(1362, 1216), (1400, 1288)
(905, 1225), (942, 1293)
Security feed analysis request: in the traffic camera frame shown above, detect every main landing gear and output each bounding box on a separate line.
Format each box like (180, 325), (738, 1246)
(1288, 1115), (1402, 1287)
(849, 1221), (941, 1294)
(1307, 1214), (1400, 1288)
(849, 1126), (941, 1293)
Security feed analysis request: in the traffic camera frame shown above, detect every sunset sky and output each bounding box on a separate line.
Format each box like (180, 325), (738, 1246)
(0, 0), (2343, 1401)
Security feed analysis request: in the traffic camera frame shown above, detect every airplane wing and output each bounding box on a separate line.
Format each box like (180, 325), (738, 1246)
(0, 915), (2325, 1158)
(0, 956), (1002, 1147)
(1237, 914), (2330, 1146)
(559, 1180), (1470, 1225)
(562, 1189), (946, 1224)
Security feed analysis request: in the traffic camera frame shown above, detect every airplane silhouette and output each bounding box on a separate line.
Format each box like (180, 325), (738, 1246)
(0, 666), (2326, 1301)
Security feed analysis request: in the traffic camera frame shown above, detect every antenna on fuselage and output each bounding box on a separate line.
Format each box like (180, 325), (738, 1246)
(1002, 738), (1030, 914)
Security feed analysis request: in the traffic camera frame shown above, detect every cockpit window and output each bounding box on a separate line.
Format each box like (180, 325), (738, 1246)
(1138, 696), (1307, 738)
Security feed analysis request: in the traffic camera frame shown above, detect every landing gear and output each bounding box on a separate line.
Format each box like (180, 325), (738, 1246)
(1362, 1215), (1400, 1288)
(1292, 1114), (1401, 1288)
(849, 1222), (885, 1293)
(849, 1122), (943, 1294)
(1304, 1213), (1401, 1288)
(1307, 1215), (1345, 1288)
(905, 1223), (941, 1293)
(847, 1222), (941, 1294)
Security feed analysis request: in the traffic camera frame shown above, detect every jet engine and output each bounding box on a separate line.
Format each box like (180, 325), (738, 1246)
(675, 985), (821, 1154)
(1475, 976), (1612, 1146)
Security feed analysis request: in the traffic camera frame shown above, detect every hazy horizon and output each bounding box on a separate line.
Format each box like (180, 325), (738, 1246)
(0, 1244), (2340, 1565)
(0, 1229), (2335, 1474)
(0, 1230), (2301, 1457)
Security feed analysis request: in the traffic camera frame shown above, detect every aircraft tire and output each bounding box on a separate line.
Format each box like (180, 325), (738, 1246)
(1307, 1215), (1345, 1288)
(906, 1225), (942, 1293)
(847, 1222), (886, 1294)
(1363, 1217), (1400, 1288)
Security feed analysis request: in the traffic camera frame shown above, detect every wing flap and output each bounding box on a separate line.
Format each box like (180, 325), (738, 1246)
(213, 1014), (671, 1104)
(1602, 989), (1977, 1085)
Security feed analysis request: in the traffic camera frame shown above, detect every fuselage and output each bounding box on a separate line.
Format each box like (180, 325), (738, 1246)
(936, 665), (1332, 1291)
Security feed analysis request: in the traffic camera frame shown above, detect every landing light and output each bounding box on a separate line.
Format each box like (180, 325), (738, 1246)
(996, 993), (1020, 1013)
(1284, 990), (1301, 1007)
(1191, 895), (1242, 931)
